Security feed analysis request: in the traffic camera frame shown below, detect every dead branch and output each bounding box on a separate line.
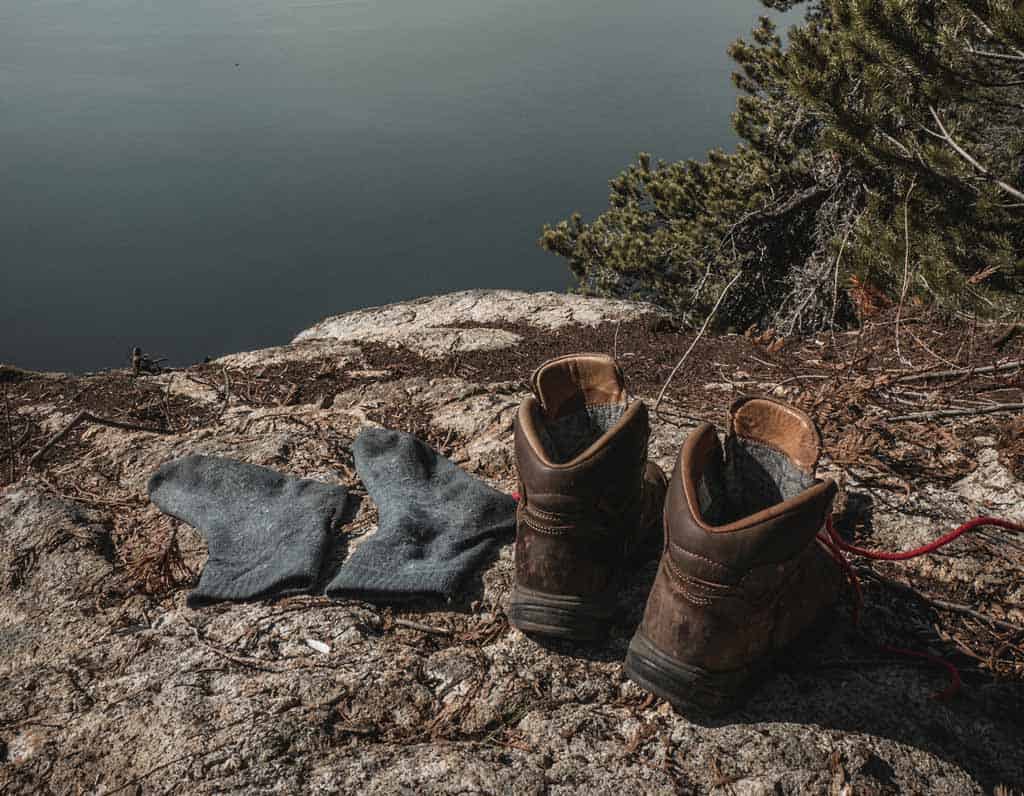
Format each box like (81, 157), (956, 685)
(651, 402), (705, 428)
(777, 374), (831, 386)
(29, 410), (170, 468)
(993, 324), (1022, 350)
(895, 178), (917, 365)
(887, 402), (1024, 422)
(654, 269), (742, 416)
(966, 47), (1024, 62)
(860, 568), (1024, 635)
(830, 219), (857, 332)
(927, 106), (1024, 201)
(393, 618), (453, 636)
(33, 472), (143, 509)
(907, 329), (959, 369)
(187, 621), (287, 672)
(280, 383), (300, 407)
(894, 358), (1024, 383)
(2, 426), (32, 457)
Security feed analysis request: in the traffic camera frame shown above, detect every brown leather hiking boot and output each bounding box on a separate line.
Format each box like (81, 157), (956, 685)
(509, 353), (667, 641)
(624, 396), (841, 713)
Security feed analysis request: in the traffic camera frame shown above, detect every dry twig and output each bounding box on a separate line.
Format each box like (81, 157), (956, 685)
(860, 568), (1024, 635)
(993, 324), (1022, 350)
(895, 358), (1024, 383)
(654, 269), (742, 416)
(966, 47), (1024, 62)
(895, 177), (917, 365)
(887, 401), (1024, 422)
(926, 106), (1024, 201)
(29, 410), (170, 468)
(280, 383), (300, 407)
(830, 218), (857, 333)
(393, 618), (453, 636)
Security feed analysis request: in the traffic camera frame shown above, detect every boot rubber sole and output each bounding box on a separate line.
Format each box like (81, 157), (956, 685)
(623, 630), (763, 716)
(624, 598), (840, 716)
(508, 584), (613, 642)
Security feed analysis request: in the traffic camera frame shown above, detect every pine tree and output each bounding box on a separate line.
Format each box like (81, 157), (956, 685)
(540, 1), (1024, 332)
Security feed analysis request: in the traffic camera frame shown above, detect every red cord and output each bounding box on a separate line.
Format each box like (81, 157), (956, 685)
(817, 528), (864, 625)
(825, 515), (1024, 561)
(877, 644), (963, 701)
(818, 513), (1023, 701)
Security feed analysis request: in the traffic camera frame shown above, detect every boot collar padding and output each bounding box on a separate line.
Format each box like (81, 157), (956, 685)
(517, 396), (646, 470)
(728, 396), (821, 474)
(530, 353), (627, 420)
(679, 422), (833, 533)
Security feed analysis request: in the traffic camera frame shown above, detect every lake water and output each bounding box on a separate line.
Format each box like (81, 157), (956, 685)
(1, 0), (797, 372)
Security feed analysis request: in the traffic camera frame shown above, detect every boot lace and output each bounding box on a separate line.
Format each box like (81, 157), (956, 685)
(816, 514), (1024, 700)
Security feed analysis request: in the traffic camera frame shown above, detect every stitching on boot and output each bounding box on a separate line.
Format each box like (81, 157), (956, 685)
(663, 559), (730, 606)
(527, 504), (580, 522)
(668, 541), (735, 575)
(522, 517), (571, 536)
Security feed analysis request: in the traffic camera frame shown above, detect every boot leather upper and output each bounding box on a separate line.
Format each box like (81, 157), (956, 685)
(638, 397), (841, 673)
(514, 353), (664, 600)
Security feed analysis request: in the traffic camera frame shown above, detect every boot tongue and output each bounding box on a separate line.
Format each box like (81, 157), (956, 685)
(531, 354), (627, 420)
(727, 397), (821, 475)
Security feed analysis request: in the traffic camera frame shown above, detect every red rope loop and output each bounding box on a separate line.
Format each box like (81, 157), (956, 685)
(825, 515), (1024, 561)
(817, 514), (1023, 701)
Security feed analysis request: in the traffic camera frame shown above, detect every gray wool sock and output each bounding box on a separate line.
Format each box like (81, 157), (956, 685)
(148, 455), (349, 607)
(326, 428), (515, 602)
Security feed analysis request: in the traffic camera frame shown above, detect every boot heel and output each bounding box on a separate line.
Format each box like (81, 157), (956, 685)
(508, 585), (611, 641)
(624, 631), (760, 715)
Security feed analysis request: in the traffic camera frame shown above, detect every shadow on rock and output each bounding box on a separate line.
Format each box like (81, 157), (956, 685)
(683, 603), (1024, 791)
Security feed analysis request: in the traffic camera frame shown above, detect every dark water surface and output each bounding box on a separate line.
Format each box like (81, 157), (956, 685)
(2, 1), (796, 372)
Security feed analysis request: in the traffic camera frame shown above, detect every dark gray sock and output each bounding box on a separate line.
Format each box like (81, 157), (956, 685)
(326, 428), (515, 602)
(148, 455), (349, 607)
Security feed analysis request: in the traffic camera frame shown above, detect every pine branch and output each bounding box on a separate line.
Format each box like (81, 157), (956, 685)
(926, 106), (1024, 201)
(966, 47), (1024, 62)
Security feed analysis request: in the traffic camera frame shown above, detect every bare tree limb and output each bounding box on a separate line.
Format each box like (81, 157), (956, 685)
(927, 106), (1024, 201)
(29, 410), (170, 468)
(894, 358), (1024, 383)
(966, 11), (1024, 59)
(887, 402), (1024, 422)
(830, 211), (864, 337)
(860, 568), (1024, 635)
(654, 270), (743, 416)
(895, 178), (917, 365)
(966, 47), (1024, 62)
(392, 618), (453, 636)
